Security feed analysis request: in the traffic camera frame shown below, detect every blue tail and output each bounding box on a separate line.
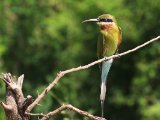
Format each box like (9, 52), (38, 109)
(100, 58), (113, 117)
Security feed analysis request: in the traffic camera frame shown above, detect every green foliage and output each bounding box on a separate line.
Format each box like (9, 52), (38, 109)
(0, 0), (160, 120)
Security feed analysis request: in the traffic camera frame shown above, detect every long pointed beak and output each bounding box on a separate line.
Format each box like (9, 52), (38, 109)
(82, 18), (99, 23)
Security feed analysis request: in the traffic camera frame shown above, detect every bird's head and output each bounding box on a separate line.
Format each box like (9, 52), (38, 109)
(83, 14), (117, 32)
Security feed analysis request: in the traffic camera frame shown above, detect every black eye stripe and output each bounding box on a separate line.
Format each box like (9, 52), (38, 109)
(107, 19), (113, 22)
(99, 18), (113, 22)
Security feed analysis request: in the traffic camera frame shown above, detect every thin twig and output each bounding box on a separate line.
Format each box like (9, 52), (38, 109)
(26, 36), (160, 113)
(26, 112), (48, 117)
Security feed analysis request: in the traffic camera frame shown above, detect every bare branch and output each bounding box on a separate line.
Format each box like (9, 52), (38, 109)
(26, 112), (47, 117)
(27, 104), (105, 120)
(26, 36), (160, 112)
(2, 73), (25, 107)
(0, 101), (12, 111)
(17, 74), (24, 89)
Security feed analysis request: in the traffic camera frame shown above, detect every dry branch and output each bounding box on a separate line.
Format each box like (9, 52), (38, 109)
(0, 73), (33, 120)
(27, 104), (105, 120)
(26, 36), (160, 113)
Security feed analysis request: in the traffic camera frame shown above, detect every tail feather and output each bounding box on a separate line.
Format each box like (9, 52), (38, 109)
(101, 59), (113, 83)
(100, 58), (113, 117)
(100, 82), (106, 102)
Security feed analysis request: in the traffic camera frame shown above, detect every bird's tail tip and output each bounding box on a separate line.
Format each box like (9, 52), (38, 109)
(101, 100), (104, 117)
(100, 82), (106, 117)
(100, 82), (106, 101)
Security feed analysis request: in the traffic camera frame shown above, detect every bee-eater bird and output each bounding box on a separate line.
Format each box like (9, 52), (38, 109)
(83, 14), (122, 117)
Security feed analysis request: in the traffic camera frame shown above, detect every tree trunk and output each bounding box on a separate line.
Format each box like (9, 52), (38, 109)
(1, 73), (33, 120)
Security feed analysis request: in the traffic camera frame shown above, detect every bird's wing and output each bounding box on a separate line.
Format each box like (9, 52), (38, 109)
(115, 27), (122, 54)
(97, 34), (103, 70)
(118, 26), (122, 47)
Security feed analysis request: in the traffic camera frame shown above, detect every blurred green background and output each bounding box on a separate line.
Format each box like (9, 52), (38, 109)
(0, 0), (160, 120)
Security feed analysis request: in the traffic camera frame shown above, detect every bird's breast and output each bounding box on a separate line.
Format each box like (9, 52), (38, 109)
(102, 30), (119, 56)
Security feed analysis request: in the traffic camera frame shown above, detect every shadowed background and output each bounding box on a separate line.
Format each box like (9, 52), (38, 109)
(0, 0), (160, 120)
